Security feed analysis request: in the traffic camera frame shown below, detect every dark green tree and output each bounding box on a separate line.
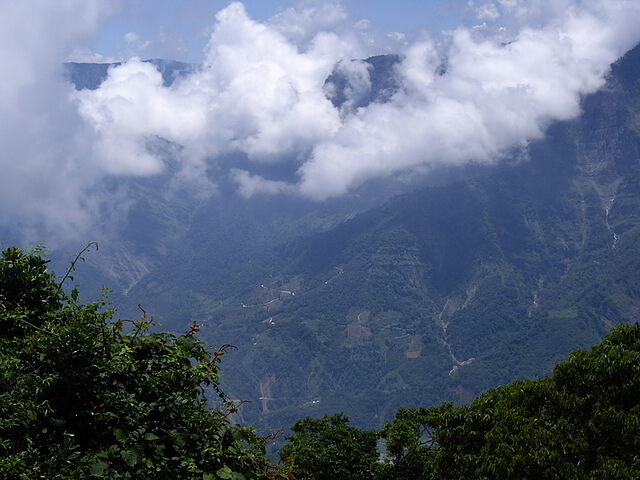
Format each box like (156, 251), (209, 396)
(378, 406), (442, 480)
(0, 246), (284, 479)
(380, 322), (640, 479)
(279, 413), (380, 480)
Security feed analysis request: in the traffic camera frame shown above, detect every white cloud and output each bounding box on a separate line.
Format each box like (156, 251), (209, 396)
(124, 32), (139, 44)
(66, 46), (119, 63)
(65, 0), (640, 204)
(125, 31), (152, 51)
(476, 2), (501, 21)
(232, 169), (296, 197)
(268, 0), (348, 45)
(75, 57), (209, 174)
(0, 0), (115, 243)
(296, 0), (640, 199)
(2, 0), (640, 241)
(324, 58), (373, 116)
(76, 2), (347, 178)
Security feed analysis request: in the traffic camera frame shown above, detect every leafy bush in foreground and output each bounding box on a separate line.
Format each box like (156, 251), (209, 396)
(0, 246), (284, 479)
(280, 413), (380, 480)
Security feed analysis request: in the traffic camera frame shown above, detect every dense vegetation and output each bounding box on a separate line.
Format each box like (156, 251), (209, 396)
(2, 246), (639, 479)
(5, 44), (639, 477)
(283, 322), (640, 479)
(0, 247), (285, 479)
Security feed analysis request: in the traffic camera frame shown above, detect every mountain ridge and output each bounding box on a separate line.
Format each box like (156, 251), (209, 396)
(169, 44), (640, 432)
(58, 44), (640, 435)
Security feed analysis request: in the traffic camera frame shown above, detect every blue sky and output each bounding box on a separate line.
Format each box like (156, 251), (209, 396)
(91, 0), (466, 62)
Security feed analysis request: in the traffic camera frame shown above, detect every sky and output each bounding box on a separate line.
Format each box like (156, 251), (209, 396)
(1, 0), (640, 245)
(85, 1), (465, 63)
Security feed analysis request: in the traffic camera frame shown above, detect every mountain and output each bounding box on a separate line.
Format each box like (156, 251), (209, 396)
(125, 45), (640, 433)
(65, 59), (197, 89)
(58, 57), (468, 301)
(60, 47), (640, 435)
(60, 59), (405, 301)
(323, 54), (402, 110)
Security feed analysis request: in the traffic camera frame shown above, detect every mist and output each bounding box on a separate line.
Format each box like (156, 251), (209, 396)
(1, 0), (640, 243)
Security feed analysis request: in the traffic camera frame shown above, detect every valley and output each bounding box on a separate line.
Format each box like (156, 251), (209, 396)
(39, 43), (640, 436)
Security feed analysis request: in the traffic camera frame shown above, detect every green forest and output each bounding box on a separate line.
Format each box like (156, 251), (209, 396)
(32, 43), (640, 440)
(1, 246), (639, 479)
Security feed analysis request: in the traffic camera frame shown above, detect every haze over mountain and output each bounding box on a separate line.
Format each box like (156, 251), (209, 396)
(51, 41), (640, 436)
(105, 43), (640, 433)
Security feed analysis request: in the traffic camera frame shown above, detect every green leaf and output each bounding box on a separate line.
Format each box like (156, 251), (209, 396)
(89, 459), (109, 476)
(216, 466), (234, 479)
(143, 432), (160, 441)
(120, 448), (140, 467)
(176, 334), (197, 351)
(96, 450), (110, 459)
(171, 431), (187, 447)
(113, 427), (127, 443)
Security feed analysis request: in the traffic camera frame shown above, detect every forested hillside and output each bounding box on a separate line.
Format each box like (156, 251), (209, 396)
(282, 322), (640, 479)
(57, 45), (640, 436)
(123, 44), (640, 433)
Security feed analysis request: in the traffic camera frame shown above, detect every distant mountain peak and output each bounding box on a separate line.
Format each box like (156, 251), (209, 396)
(64, 59), (197, 90)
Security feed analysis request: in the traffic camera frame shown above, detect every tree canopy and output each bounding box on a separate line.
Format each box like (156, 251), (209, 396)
(378, 322), (640, 479)
(0, 246), (283, 479)
(279, 413), (380, 480)
(277, 322), (640, 480)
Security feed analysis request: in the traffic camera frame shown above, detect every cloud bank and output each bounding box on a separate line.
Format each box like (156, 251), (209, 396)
(0, 0), (115, 243)
(1, 0), (640, 241)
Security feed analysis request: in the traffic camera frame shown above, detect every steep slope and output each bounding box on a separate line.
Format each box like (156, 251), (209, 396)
(57, 56), (491, 302)
(124, 45), (640, 433)
(59, 47), (640, 435)
(59, 59), (416, 302)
